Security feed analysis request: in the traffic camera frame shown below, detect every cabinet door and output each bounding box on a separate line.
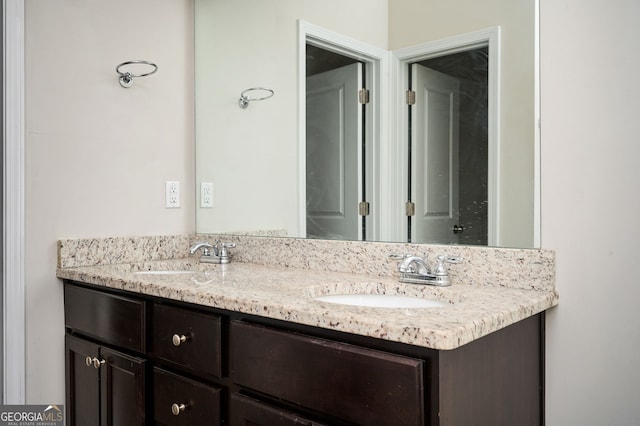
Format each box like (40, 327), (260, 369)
(66, 334), (100, 426)
(230, 393), (324, 426)
(99, 347), (146, 426)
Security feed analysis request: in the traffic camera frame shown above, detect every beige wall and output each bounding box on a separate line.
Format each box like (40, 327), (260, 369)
(542, 0), (640, 423)
(389, 0), (536, 247)
(25, 0), (194, 403)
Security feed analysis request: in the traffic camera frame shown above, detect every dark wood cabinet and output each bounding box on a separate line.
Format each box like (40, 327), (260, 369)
(64, 283), (224, 426)
(64, 284), (147, 426)
(64, 280), (544, 425)
(65, 334), (146, 426)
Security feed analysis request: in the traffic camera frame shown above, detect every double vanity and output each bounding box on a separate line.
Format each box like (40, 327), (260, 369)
(57, 234), (558, 425)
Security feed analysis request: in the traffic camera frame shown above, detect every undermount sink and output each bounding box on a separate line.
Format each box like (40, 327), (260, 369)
(313, 294), (447, 309)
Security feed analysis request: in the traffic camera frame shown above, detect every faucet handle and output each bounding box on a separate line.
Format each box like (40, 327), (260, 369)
(218, 242), (236, 264)
(433, 255), (463, 276)
(389, 254), (410, 272)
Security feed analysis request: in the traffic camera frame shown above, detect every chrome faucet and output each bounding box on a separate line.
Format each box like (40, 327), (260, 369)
(189, 241), (236, 264)
(389, 253), (462, 287)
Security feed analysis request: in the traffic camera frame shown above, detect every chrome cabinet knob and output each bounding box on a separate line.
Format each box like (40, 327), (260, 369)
(172, 334), (188, 346)
(171, 403), (187, 416)
(92, 357), (106, 369)
(85, 356), (93, 367)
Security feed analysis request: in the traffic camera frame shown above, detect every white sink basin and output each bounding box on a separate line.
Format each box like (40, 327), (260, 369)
(314, 294), (447, 308)
(134, 270), (197, 275)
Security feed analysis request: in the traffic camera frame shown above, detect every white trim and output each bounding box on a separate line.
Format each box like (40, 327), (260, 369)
(386, 54), (407, 241)
(3, 0), (26, 404)
(533, 0), (541, 248)
(296, 22), (306, 237)
(391, 27), (501, 245)
(297, 21), (389, 241)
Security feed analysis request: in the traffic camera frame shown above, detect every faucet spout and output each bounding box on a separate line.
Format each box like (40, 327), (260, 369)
(189, 242), (215, 256)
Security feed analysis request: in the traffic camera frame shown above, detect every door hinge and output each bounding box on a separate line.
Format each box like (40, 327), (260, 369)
(359, 201), (370, 216)
(359, 89), (370, 104)
(405, 201), (415, 216)
(406, 90), (416, 105)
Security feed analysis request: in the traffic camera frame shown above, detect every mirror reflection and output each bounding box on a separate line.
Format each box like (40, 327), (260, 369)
(195, 0), (538, 248)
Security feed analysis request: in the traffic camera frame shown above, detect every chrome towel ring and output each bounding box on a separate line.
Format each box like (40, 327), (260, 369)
(239, 87), (275, 109)
(116, 60), (158, 88)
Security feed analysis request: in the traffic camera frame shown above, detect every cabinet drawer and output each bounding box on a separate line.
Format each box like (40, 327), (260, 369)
(230, 321), (425, 426)
(152, 303), (223, 379)
(153, 368), (221, 426)
(231, 393), (326, 426)
(64, 283), (146, 353)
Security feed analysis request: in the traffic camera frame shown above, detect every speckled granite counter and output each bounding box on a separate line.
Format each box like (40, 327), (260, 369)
(57, 235), (558, 350)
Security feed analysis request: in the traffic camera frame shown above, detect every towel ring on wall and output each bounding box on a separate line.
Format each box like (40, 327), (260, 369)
(239, 87), (275, 109)
(116, 60), (158, 88)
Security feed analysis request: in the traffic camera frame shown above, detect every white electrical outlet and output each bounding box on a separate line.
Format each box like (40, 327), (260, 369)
(201, 182), (214, 208)
(166, 181), (180, 208)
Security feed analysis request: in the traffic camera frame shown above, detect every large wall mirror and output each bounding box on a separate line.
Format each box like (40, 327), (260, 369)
(195, 0), (540, 249)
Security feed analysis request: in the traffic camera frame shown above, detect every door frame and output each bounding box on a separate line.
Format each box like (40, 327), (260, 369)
(391, 27), (501, 245)
(3, 0), (25, 404)
(297, 21), (388, 241)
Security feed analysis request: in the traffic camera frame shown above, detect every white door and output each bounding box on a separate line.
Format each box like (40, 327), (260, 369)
(410, 63), (460, 244)
(306, 63), (363, 240)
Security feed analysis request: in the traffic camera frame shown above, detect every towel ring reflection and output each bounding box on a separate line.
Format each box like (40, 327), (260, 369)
(239, 87), (275, 109)
(116, 60), (158, 88)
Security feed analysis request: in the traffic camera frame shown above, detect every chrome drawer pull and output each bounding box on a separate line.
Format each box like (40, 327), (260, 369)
(172, 334), (188, 346)
(171, 403), (187, 416)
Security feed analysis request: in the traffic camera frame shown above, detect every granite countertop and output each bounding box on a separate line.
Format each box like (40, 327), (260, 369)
(56, 258), (558, 350)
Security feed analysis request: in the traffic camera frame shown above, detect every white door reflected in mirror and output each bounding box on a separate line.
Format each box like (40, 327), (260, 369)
(306, 63), (363, 241)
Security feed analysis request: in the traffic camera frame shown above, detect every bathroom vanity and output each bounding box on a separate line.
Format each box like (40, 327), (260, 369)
(63, 280), (544, 425)
(58, 235), (558, 426)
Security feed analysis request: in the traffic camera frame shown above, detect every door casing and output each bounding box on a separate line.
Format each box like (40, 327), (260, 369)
(3, 0), (26, 404)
